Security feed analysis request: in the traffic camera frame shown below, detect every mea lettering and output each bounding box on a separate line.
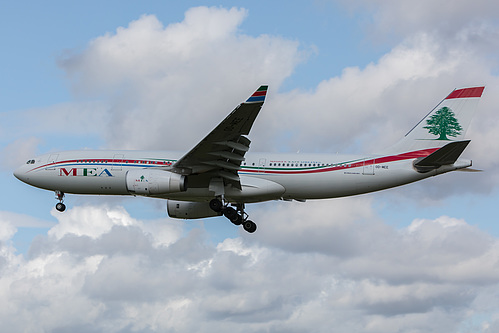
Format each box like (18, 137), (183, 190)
(59, 168), (113, 177)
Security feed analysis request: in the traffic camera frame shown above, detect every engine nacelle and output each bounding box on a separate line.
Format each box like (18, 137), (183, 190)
(167, 200), (222, 219)
(126, 169), (186, 195)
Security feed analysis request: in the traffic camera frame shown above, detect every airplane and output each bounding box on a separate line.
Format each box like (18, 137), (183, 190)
(14, 85), (485, 233)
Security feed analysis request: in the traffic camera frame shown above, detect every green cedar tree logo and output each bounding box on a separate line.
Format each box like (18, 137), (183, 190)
(423, 106), (462, 140)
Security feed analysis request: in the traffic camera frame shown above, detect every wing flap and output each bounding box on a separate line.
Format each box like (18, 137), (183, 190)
(208, 151), (245, 162)
(202, 160), (241, 171)
(217, 170), (241, 182)
(215, 139), (250, 152)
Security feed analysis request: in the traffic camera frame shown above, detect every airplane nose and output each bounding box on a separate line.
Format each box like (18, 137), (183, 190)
(13, 165), (28, 183)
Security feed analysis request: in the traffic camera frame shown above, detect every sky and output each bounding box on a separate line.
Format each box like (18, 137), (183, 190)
(1, 1), (499, 332)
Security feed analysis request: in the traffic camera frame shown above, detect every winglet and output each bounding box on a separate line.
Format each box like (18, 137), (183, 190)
(245, 85), (268, 103)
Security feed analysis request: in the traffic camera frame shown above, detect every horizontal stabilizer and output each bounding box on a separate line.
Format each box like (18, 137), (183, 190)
(413, 140), (470, 172)
(456, 167), (482, 172)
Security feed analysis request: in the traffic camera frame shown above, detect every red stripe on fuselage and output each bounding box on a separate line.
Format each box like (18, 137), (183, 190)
(240, 148), (439, 175)
(27, 159), (172, 173)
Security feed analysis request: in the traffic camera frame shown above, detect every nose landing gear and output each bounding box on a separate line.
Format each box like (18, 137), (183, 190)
(55, 190), (66, 212)
(209, 198), (257, 233)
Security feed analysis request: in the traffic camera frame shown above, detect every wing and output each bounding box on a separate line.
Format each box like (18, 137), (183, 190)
(171, 85), (268, 190)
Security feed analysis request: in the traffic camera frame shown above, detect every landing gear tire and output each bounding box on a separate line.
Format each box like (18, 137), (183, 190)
(242, 220), (257, 233)
(55, 190), (66, 212)
(231, 214), (243, 226)
(223, 206), (239, 223)
(55, 202), (66, 212)
(209, 199), (223, 213)
(215, 199), (257, 232)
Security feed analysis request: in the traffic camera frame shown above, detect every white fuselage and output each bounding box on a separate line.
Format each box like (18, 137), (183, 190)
(11, 85), (483, 232)
(13, 148), (471, 203)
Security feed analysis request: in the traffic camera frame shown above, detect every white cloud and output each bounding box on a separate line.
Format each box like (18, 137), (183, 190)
(0, 101), (109, 142)
(0, 210), (55, 228)
(1, 204), (499, 332)
(48, 204), (138, 240)
(46, 204), (182, 247)
(59, 7), (304, 150)
(0, 137), (41, 171)
(0, 220), (16, 242)
(251, 197), (381, 255)
(343, 0), (499, 41)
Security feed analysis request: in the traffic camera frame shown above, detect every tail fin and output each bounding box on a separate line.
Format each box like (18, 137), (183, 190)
(387, 86), (485, 153)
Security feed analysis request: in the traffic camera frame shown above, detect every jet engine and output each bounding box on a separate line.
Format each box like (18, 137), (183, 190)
(126, 169), (186, 195)
(167, 200), (222, 219)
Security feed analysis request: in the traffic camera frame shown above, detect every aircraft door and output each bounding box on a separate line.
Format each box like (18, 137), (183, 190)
(363, 158), (375, 175)
(47, 154), (59, 170)
(112, 154), (124, 171)
(258, 158), (266, 172)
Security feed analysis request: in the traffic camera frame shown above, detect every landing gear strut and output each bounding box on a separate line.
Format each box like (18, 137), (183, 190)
(209, 198), (257, 233)
(55, 190), (66, 212)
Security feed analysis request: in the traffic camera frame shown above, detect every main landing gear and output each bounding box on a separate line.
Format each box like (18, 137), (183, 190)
(209, 198), (257, 233)
(55, 190), (66, 212)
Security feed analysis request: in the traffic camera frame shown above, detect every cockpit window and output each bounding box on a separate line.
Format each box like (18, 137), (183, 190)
(26, 159), (35, 164)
